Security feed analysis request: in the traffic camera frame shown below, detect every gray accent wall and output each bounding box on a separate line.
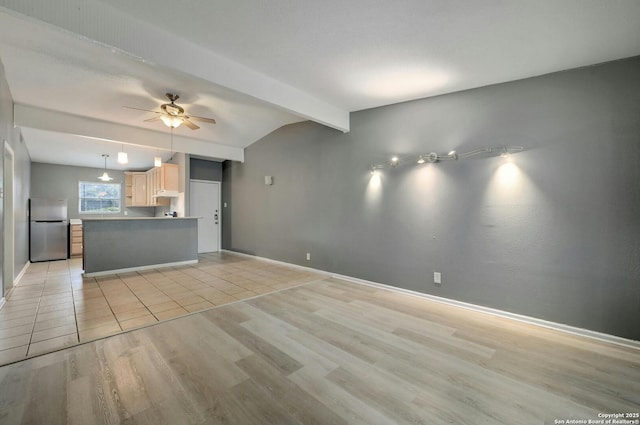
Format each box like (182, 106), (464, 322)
(1, 58), (30, 293)
(223, 56), (640, 341)
(31, 162), (154, 219)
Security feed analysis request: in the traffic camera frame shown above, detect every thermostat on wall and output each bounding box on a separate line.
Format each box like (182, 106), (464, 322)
(264, 176), (273, 185)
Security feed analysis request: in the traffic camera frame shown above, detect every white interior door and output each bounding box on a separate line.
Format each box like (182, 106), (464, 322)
(189, 180), (220, 253)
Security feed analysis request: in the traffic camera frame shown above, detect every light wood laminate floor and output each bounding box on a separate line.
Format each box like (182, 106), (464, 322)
(0, 276), (638, 424)
(0, 252), (320, 365)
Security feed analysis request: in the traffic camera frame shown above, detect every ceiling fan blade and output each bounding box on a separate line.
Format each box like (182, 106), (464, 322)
(123, 106), (161, 114)
(182, 119), (200, 130)
(188, 115), (216, 124)
(144, 116), (162, 122)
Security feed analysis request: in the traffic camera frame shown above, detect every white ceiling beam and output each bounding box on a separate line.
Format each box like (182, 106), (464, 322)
(15, 104), (245, 162)
(0, 0), (350, 132)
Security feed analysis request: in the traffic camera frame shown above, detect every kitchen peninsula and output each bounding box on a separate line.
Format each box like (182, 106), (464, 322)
(82, 217), (198, 276)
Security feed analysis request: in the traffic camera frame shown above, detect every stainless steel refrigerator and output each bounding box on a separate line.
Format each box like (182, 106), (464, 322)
(29, 198), (68, 262)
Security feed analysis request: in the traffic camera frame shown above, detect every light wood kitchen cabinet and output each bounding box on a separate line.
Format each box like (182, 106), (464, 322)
(146, 163), (178, 207)
(70, 223), (83, 257)
(151, 163), (179, 192)
(125, 172), (148, 207)
(146, 168), (154, 206)
(125, 164), (179, 207)
(161, 163), (179, 192)
(124, 173), (133, 206)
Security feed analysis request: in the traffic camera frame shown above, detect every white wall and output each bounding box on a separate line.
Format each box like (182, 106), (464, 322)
(0, 58), (31, 294)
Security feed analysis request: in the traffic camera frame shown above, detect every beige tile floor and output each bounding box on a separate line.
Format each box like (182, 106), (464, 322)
(0, 252), (321, 366)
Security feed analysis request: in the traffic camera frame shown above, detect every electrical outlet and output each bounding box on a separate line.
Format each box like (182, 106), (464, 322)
(434, 272), (442, 284)
(306, 252), (311, 261)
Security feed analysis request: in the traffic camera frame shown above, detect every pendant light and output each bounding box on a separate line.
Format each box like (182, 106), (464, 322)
(98, 154), (114, 181)
(117, 144), (128, 164)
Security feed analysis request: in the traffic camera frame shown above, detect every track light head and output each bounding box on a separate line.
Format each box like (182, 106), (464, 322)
(426, 152), (439, 163)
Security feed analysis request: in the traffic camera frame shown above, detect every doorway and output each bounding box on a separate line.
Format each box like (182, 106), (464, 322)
(189, 180), (220, 253)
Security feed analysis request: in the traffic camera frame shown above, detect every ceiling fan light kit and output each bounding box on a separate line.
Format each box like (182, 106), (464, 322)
(160, 115), (183, 129)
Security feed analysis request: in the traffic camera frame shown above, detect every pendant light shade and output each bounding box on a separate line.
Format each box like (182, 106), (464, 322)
(98, 154), (114, 181)
(98, 172), (113, 182)
(117, 144), (128, 164)
(117, 151), (128, 164)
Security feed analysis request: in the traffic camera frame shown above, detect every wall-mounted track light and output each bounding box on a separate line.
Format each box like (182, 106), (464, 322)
(370, 145), (523, 174)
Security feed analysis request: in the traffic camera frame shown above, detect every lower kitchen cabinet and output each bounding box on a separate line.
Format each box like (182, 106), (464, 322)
(70, 223), (83, 257)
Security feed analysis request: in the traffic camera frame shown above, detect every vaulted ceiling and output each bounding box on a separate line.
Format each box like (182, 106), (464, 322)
(1, 0), (639, 169)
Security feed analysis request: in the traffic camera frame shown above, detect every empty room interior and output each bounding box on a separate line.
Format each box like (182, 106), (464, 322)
(0, 1), (639, 424)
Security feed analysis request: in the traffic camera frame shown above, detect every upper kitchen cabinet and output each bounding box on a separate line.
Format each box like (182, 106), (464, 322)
(125, 172), (148, 207)
(125, 163), (179, 207)
(147, 163), (179, 207)
(157, 163), (179, 193)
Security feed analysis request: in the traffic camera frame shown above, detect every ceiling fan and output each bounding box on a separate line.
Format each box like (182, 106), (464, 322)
(124, 93), (216, 130)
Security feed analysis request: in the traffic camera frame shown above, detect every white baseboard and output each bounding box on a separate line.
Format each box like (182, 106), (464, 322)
(84, 259), (198, 277)
(1, 262), (30, 306)
(13, 262), (30, 287)
(222, 249), (333, 276)
(222, 249), (640, 350)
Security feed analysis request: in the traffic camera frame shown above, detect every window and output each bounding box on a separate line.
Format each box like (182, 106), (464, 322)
(79, 181), (121, 214)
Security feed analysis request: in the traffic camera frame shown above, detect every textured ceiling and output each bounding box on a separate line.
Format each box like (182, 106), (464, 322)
(0, 0), (639, 168)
